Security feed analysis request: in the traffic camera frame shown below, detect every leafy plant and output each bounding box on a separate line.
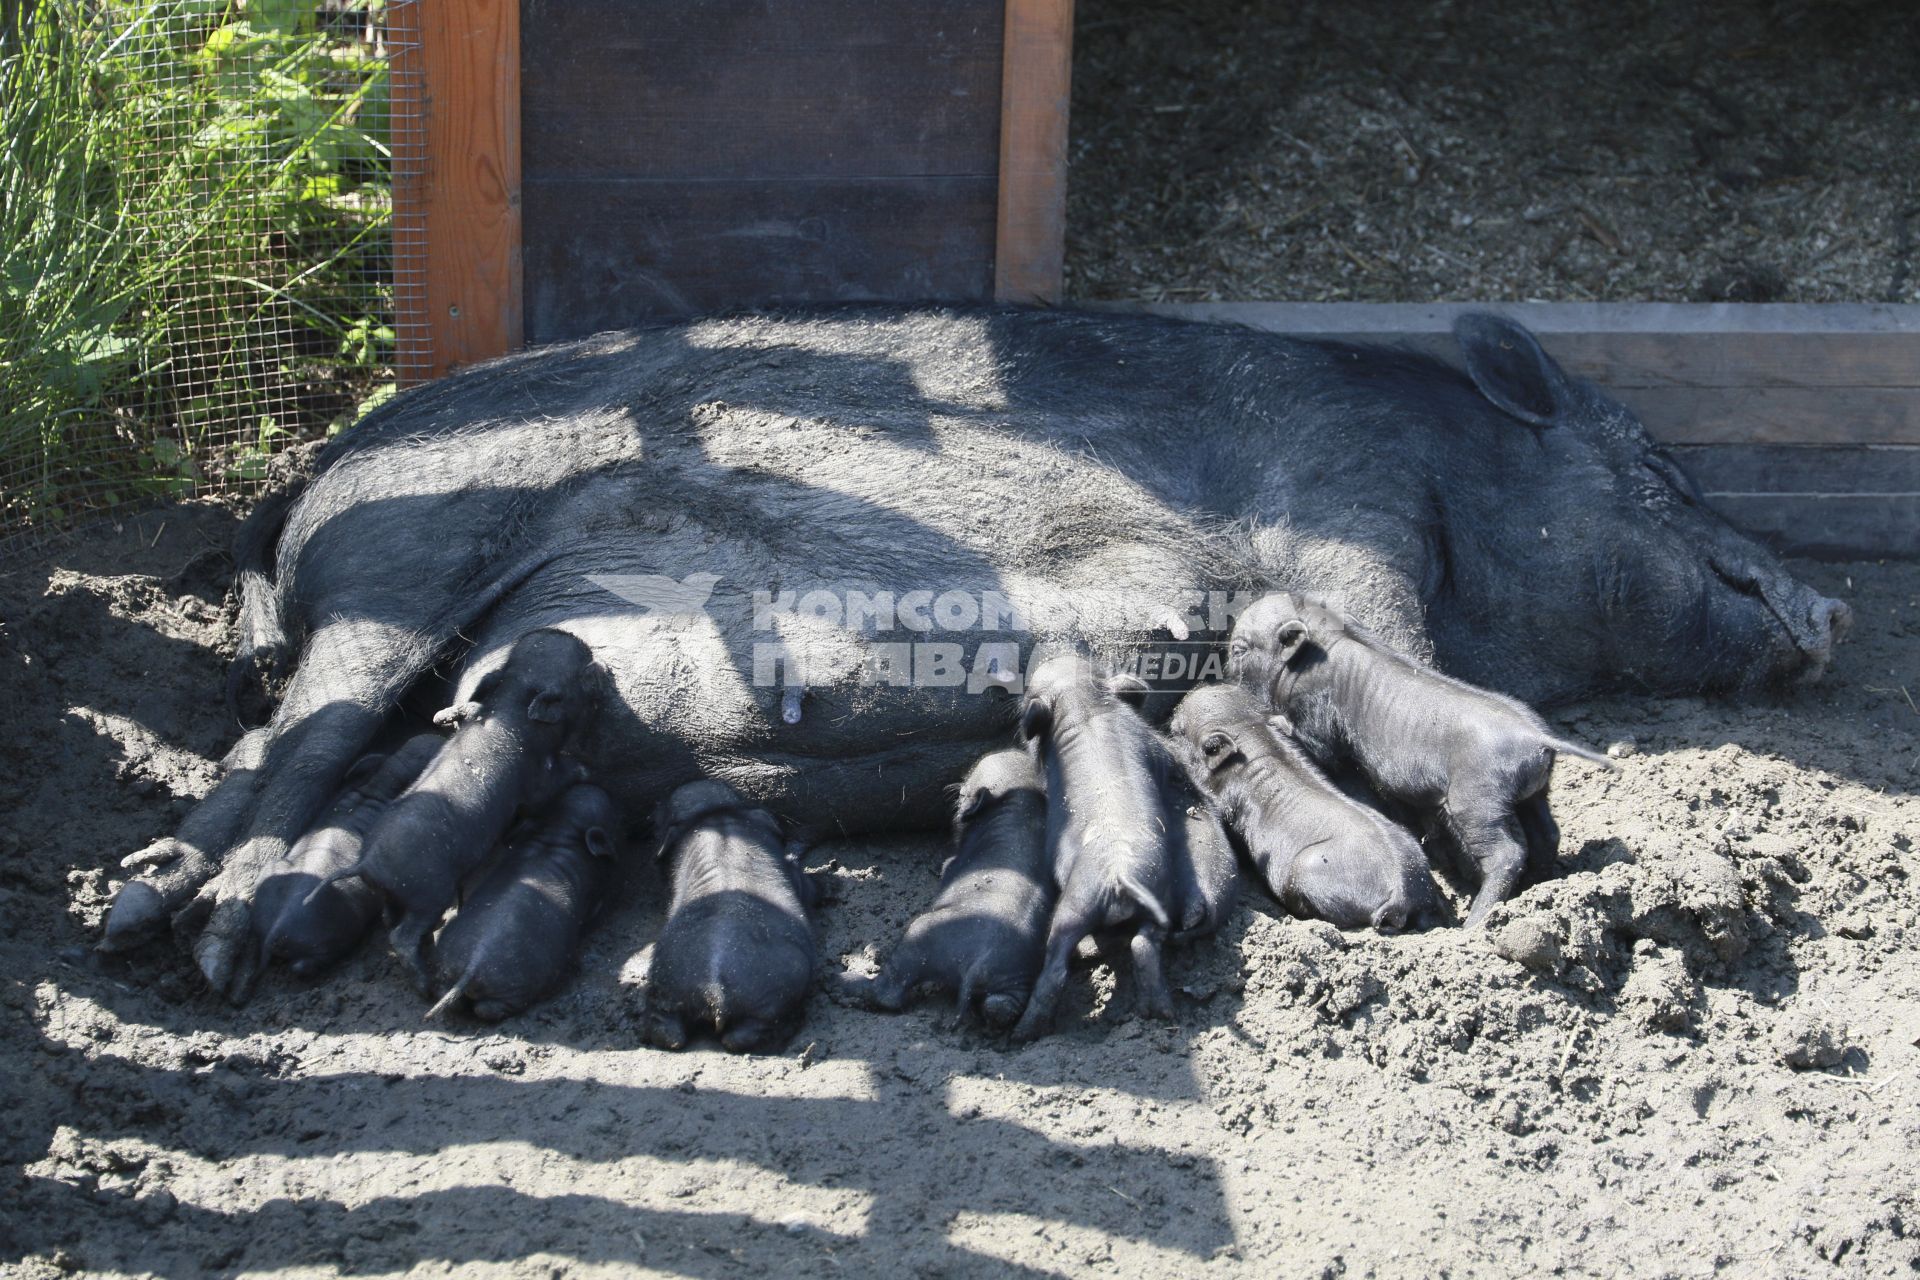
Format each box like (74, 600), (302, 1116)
(1, 0), (402, 540)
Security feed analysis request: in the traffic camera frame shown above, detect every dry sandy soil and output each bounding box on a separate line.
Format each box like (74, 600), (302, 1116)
(3, 2), (1919, 1274)
(0, 499), (1915, 1279)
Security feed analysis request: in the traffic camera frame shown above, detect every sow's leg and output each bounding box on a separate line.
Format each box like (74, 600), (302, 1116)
(103, 617), (438, 999)
(103, 727), (272, 943)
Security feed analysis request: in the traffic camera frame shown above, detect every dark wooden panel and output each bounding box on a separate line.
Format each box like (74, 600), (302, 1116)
(1130, 302), (1920, 388)
(1121, 303), (1920, 445)
(1613, 387), (1920, 447)
(1674, 445), (1920, 558)
(994, 0), (1072, 303)
(1702, 493), (1919, 559)
(521, 0), (1004, 182)
(1674, 444), (1920, 495)
(524, 177), (999, 341)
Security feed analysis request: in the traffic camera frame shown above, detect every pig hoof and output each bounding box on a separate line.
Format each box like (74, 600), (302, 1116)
(641, 1012), (688, 1051)
(121, 840), (182, 872)
(1008, 1011), (1052, 1044)
(431, 701), (481, 728)
(1136, 996), (1177, 1022)
(979, 992), (1026, 1030)
(170, 885), (215, 937)
(99, 881), (167, 950)
(191, 899), (257, 1001)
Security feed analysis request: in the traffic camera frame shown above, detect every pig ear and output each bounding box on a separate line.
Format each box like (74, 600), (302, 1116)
(583, 826), (615, 860)
(527, 691), (566, 723)
(1199, 730), (1240, 769)
(957, 787), (989, 823)
(1017, 695), (1054, 744)
(1454, 312), (1580, 428)
(1267, 713), (1295, 737)
(1106, 672), (1151, 709)
(1275, 619), (1311, 665)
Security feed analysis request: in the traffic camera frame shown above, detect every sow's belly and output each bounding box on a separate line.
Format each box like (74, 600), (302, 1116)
(459, 565), (1234, 837)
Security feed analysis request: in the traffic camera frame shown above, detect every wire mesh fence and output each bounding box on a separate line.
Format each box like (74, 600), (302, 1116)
(0, 0), (425, 550)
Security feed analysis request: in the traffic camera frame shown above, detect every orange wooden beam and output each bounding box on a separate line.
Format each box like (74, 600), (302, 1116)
(394, 0), (522, 381)
(994, 0), (1073, 304)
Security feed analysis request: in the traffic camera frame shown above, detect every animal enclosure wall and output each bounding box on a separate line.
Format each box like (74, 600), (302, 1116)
(395, 0), (1072, 373)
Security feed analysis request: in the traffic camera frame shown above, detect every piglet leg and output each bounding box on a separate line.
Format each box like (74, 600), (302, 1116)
(1010, 908), (1094, 1043)
(1516, 792), (1561, 875)
(1128, 924), (1176, 1021)
(1451, 793), (1530, 927)
(388, 914), (435, 993)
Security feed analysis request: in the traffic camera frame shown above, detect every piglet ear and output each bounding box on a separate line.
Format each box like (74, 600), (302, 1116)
(1017, 696), (1054, 744)
(1275, 619), (1311, 665)
(957, 787), (989, 823)
(527, 691), (566, 724)
(1267, 713), (1296, 737)
(1106, 672), (1151, 709)
(583, 826), (616, 860)
(1454, 312), (1580, 428)
(1199, 730), (1239, 769)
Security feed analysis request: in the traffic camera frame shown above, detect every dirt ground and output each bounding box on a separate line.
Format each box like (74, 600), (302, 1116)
(1067, 0), (1920, 303)
(3, 5), (1919, 1270)
(0, 499), (1915, 1278)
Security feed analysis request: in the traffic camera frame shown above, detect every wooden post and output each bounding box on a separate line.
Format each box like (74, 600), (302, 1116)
(394, 0), (523, 382)
(994, 0), (1073, 304)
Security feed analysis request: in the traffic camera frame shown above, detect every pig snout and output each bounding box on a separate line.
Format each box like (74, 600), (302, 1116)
(1764, 582), (1853, 684)
(1797, 596), (1853, 678)
(1709, 553), (1852, 683)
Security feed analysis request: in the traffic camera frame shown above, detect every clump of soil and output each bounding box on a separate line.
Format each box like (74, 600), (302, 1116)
(1068, 0), (1920, 304)
(2, 503), (1916, 1276)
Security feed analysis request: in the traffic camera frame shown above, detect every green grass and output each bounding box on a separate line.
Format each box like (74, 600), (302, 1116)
(0, 0), (398, 536)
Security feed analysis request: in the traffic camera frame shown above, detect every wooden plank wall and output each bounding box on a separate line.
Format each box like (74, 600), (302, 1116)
(1130, 303), (1920, 559)
(519, 0), (1008, 343)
